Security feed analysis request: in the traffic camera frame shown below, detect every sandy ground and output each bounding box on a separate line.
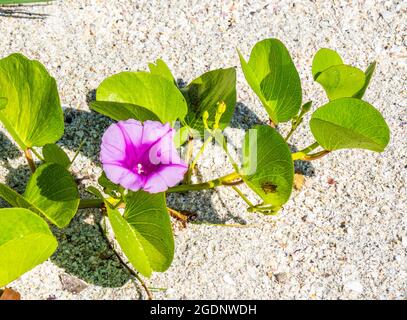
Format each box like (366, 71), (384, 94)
(0, 0), (406, 299)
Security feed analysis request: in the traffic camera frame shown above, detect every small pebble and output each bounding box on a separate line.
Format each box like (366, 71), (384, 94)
(59, 274), (88, 294)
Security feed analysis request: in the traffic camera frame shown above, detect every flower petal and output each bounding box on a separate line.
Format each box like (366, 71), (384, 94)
(103, 163), (130, 184)
(142, 173), (168, 193)
(157, 164), (188, 187)
(146, 126), (184, 165)
(103, 163), (144, 191)
(116, 119), (143, 151)
(100, 123), (127, 164)
(156, 133), (185, 165)
(119, 172), (144, 191)
(143, 164), (187, 193)
(142, 121), (172, 145)
(100, 119), (187, 194)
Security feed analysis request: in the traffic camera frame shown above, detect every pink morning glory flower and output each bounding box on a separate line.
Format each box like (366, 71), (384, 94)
(100, 119), (187, 193)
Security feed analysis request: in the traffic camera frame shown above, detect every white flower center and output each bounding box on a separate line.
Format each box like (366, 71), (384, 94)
(136, 163), (144, 174)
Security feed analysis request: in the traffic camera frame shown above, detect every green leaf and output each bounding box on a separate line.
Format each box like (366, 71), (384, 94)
(89, 101), (160, 122)
(312, 48), (343, 80)
(24, 163), (80, 228)
(316, 64), (365, 100)
(0, 208), (57, 287)
(0, 53), (64, 150)
(107, 191), (174, 277)
(0, 183), (36, 209)
(0, 180), (79, 228)
(98, 172), (123, 198)
(240, 125), (294, 213)
(353, 61), (376, 99)
(85, 186), (104, 199)
(42, 143), (71, 168)
(148, 59), (175, 84)
(238, 39), (302, 124)
(310, 98), (390, 152)
(182, 68), (236, 132)
(95, 71), (187, 123)
(0, 97), (7, 109)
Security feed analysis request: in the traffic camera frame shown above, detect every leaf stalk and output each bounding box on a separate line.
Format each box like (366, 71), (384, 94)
(167, 171), (241, 193)
(24, 148), (36, 173)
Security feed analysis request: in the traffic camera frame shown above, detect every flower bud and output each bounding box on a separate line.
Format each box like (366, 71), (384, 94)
(202, 111), (210, 129)
(301, 101), (312, 113)
(214, 101), (226, 130)
(216, 101), (227, 115)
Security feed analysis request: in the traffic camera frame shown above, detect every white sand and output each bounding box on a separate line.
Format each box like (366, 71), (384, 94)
(0, 0), (406, 299)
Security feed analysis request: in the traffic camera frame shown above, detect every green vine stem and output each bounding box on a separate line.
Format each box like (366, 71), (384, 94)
(300, 149), (331, 161)
(185, 101), (230, 183)
(182, 135), (194, 184)
(166, 171), (241, 193)
(291, 142), (327, 161)
(212, 130), (240, 172)
(79, 172), (242, 209)
(285, 101), (312, 142)
(185, 135), (213, 184)
(231, 185), (254, 207)
(299, 141), (320, 154)
(70, 138), (86, 167)
(284, 123), (299, 142)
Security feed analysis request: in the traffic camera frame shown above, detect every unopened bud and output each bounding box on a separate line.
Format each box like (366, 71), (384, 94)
(216, 101), (227, 115)
(214, 101), (227, 130)
(202, 111), (210, 129)
(301, 101), (312, 113)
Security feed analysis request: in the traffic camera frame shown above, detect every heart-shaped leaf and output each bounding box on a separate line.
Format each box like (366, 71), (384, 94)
(312, 48), (343, 80)
(310, 98), (390, 152)
(240, 125), (294, 213)
(0, 53), (64, 150)
(107, 191), (174, 277)
(95, 71), (187, 123)
(42, 143), (71, 168)
(0, 165), (79, 228)
(148, 59), (175, 84)
(182, 68), (236, 132)
(85, 186), (104, 200)
(316, 65), (365, 100)
(353, 61), (376, 99)
(89, 101), (160, 122)
(238, 39), (302, 124)
(0, 208), (57, 287)
(23, 163), (80, 228)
